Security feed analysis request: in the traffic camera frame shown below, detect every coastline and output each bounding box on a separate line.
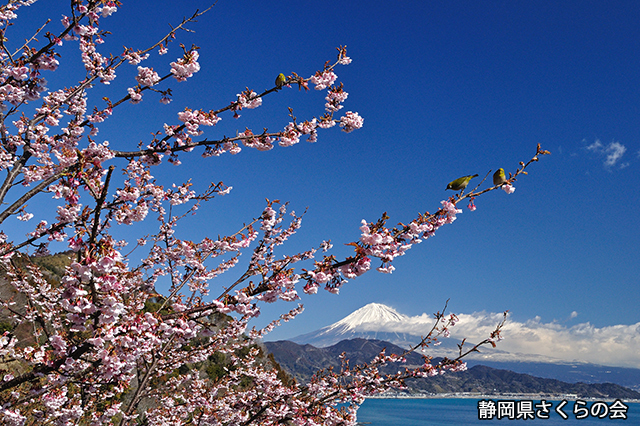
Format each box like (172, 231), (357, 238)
(366, 392), (640, 403)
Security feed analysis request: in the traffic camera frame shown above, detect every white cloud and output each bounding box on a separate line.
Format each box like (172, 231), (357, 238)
(586, 139), (603, 151)
(585, 139), (628, 168)
(570, 311), (578, 319)
(449, 312), (640, 369)
(603, 142), (627, 167)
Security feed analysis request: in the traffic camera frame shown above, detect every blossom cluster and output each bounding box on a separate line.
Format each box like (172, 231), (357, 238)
(170, 49), (200, 82)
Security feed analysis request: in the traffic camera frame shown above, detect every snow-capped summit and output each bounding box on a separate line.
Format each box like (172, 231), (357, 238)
(290, 303), (424, 348)
(326, 303), (409, 332)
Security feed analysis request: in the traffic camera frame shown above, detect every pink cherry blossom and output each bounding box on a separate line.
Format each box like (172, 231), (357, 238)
(100, 2), (118, 17)
(339, 111), (364, 133)
(135, 66), (160, 86)
(310, 70), (338, 90)
(170, 50), (200, 81)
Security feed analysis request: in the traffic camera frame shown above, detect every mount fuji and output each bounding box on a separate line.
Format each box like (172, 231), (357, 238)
(290, 303), (451, 349)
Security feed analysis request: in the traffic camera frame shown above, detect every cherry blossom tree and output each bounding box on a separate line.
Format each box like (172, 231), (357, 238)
(0, 2), (548, 424)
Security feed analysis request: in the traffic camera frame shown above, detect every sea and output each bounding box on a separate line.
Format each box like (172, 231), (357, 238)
(356, 398), (640, 425)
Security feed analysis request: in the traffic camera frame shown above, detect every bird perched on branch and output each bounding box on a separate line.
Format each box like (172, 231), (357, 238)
(493, 168), (507, 186)
(275, 73), (286, 89)
(446, 174), (478, 191)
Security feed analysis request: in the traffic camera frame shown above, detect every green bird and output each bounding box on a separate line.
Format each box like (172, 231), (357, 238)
(493, 168), (507, 186)
(446, 174), (479, 191)
(275, 73), (286, 89)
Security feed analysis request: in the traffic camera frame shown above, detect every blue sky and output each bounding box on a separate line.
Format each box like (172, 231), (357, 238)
(11, 1), (640, 366)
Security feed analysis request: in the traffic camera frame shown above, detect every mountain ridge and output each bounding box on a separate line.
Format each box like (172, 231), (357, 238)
(264, 338), (640, 399)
